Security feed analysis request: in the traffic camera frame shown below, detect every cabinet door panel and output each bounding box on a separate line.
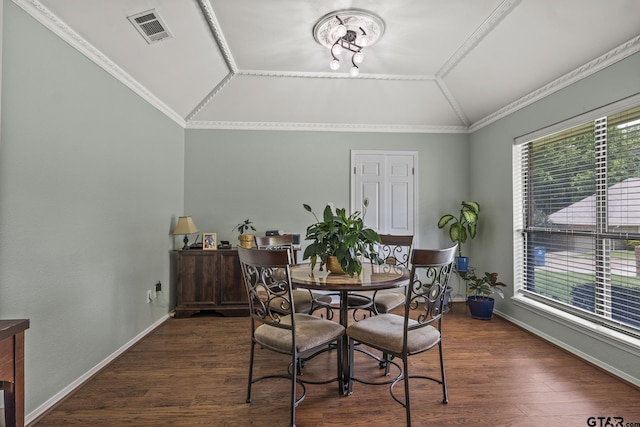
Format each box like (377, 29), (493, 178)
(177, 252), (217, 305)
(218, 250), (247, 305)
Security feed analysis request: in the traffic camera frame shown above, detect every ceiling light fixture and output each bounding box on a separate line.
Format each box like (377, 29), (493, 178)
(313, 9), (385, 77)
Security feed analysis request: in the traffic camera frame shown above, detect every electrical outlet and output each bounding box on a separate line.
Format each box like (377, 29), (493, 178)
(155, 281), (162, 293)
(146, 290), (153, 303)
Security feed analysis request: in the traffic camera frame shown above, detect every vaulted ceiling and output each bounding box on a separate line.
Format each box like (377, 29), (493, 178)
(19, 0), (640, 132)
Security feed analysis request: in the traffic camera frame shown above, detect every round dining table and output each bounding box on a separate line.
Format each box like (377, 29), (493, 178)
(290, 262), (410, 395)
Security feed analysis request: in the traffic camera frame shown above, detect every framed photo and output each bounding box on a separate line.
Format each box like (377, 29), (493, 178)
(203, 233), (217, 250)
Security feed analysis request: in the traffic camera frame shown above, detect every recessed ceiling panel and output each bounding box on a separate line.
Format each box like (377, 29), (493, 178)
(21, 0), (640, 131)
(39, 0), (230, 119)
(191, 75), (463, 128)
(444, 0), (640, 124)
(210, 0), (505, 76)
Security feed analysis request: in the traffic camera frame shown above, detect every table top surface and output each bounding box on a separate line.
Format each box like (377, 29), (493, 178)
(290, 263), (410, 292)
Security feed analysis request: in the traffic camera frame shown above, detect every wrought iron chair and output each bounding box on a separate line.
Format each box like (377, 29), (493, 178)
(348, 234), (414, 316)
(345, 245), (457, 427)
(255, 235), (333, 318)
(237, 246), (345, 427)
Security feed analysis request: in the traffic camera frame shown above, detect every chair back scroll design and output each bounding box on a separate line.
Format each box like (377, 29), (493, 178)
(239, 247), (294, 331)
(345, 244), (457, 427)
(237, 246), (345, 427)
(377, 234), (414, 268)
(255, 234), (333, 318)
(405, 246), (456, 340)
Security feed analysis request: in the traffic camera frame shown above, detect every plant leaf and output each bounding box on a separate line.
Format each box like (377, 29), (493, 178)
(462, 210), (477, 225)
(438, 214), (455, 228)
(462, 201), (480, 213)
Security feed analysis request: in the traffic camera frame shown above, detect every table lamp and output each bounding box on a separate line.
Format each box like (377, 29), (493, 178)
(173, 216), (198, 250)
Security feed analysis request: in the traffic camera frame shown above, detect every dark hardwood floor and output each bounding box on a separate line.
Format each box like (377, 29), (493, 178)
(32, 304), (640, 426)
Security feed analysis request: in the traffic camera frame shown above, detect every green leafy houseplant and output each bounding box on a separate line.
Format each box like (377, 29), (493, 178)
(302, 202), (382, 277)
(233, 219), (255, 235)
(233, 219), (256, 248)
(437, 201), (480, 271)
(463, 272), (507, 301)
(462, 271), (506, 320)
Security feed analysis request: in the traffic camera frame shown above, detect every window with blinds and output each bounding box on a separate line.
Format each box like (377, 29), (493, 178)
(514, 101), (640, 338)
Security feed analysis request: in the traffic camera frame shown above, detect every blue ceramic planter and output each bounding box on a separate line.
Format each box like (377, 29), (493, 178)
(455, 256), (469, 272)
(467, 296), (495, 320)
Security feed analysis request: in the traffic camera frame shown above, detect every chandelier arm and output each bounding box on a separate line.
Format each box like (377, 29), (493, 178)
(351, 54), (359, 69)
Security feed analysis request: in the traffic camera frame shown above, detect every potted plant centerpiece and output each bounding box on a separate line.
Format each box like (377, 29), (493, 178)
(463, 271), (506, 320)
(233, 219), (256, 248)
(302, 201), (382, 277)
(437, 201), (480, 272)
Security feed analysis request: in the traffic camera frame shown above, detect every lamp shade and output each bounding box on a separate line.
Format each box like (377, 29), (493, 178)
(173, 216), (198, 235)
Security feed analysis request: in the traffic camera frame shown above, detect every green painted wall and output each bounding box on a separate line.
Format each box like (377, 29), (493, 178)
(469, 51), (640, 385)
(183, 130), (469, 251)
(0, 1), (184, 413)
(2, 0), (640, 416)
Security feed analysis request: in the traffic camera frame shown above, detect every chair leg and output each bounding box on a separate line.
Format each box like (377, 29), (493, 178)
(439, 342), (448, 404)
(291, 353), (298, 427)
(246, 341), (256, 403)
(403, 357), (412, 427)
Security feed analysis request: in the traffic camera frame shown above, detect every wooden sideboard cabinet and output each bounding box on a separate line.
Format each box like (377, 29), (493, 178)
(174, 249), (248, 318)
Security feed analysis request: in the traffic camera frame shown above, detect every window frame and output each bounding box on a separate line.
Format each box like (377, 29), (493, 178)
(513, 93), (640, 345)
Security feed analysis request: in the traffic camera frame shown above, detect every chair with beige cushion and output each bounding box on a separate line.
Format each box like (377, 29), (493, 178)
(348, 234), (414, 317)
(255, 235), (333, 318)
(345, 245), (457, 427)
(237, 246), (345, 427)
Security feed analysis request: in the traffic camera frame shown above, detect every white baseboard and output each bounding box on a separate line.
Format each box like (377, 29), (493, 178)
(495, 307), (640, 388)
(26, 314), (170, 425)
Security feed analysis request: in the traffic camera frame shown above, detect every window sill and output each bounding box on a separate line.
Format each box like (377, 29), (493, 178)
(509, 294), (640, 356)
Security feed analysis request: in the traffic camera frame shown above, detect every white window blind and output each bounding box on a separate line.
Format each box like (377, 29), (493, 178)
(514, 101), (640, 337)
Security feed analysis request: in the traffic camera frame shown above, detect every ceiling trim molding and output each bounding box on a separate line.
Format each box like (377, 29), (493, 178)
(197, 0), (236, 73)
(12, 0), (185, 127)
(186, 72), (235, 122)
(469, 34), (640, 132)
(438, 0), (521, 78)
(185, 120), (468, 134)
(436, 76), (470, 127)
(237, 69), (436, 81)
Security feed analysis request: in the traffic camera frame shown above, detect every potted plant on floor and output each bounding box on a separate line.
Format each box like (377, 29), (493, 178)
(463, 271), (506, 320)
(233, 219), (256, 248)
(302, 201), (382, 276)
(437, 201), (480, 272)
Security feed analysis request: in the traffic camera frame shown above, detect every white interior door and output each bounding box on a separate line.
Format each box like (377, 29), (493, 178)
(351, 151), (417, 239)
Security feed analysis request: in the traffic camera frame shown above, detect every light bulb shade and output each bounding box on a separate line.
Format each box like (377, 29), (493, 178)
(331, 43), (343, 56)
(349, 66), (359, 77)
(353, 51), (364, 64)
(173, 216), (198, 235)
(329, 59), (340, 70)
(336, 24), (347, 37)
(359, 36), (369, 47)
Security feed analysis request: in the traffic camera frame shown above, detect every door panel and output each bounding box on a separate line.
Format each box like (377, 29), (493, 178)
(352, 151), (417, 239)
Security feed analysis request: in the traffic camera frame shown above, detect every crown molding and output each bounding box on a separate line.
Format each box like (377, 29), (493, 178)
(438, 0), (520, 78)
(197, 0), (236, 73)
(13, 0), (640, 135)
(469, 34), (640, 132)
(13, 0), (186, 127)
(185, 120), (468, 134)
(237, 69), (436, 81)
(435, 76), (470, 127)
(186, 72), (235, 122)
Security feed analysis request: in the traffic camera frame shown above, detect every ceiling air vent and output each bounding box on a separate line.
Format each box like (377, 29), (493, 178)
(127, 9), (172, 44)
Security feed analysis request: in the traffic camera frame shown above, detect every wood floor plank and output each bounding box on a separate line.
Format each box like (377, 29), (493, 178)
(32, 304), (640, 426)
